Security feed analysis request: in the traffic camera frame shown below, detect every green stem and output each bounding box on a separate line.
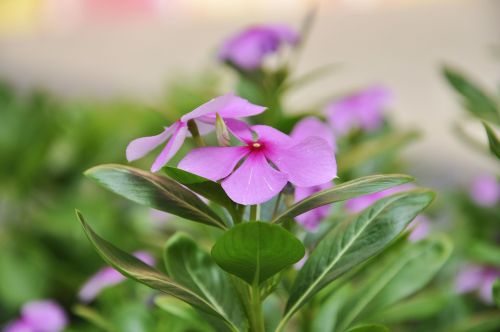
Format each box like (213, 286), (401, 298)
(271, 192), (283, 219)
(249, 282), (265, 332)
(187, 119), (205, 147)
(249, 205), (260, 221)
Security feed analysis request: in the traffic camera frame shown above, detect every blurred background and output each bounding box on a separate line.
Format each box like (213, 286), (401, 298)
(0, 0), (499, 330)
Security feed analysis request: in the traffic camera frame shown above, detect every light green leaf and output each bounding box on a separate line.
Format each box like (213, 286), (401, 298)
(164, 233), (247, 331)
(483, 122), (500, 159)
(76, 210), (235, 329)
(272, 174), (414, 224)
(278, 189), (435, 331)
(443, 66), (500, 125)
(347, 324), (389, 332)
(337, 236), (452, 330)
(85, 164), (226, 229)
(211, 222), (305, 285)
(154, 296), (215, 332)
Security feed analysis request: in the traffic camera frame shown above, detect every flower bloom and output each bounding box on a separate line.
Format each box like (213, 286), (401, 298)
(219, 24), (300, 70)
(5, 300), (67, 332)
(470, 174), (499, 207)
(179, 125), (336, 205)
(455, 264), (500, 303)
(79, 251), (155, 302)
(126, 93), (265, 172)
(325, 85), (391, 135)
(291, 117), (336, 231)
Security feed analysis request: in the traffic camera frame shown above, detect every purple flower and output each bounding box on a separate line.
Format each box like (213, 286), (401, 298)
(408, 215), (431, 242)
(179, 125), (336, 205)
(345, 184), (414, 213)
(5, 300), (67, 332)
(470, 174), (499, 207)
(78, 251), (155, 302)
(325, 85), (391, 135)
(126, 93), (266, 172)
(219, 24), (300, 70)
(455, 264), (500, 303)
(290, 117), (336, 231)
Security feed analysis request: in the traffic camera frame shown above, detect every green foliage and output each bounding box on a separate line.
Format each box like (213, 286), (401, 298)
(482, 122), (500, 159)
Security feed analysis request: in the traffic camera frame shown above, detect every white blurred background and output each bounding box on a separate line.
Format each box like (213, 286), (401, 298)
(0, 0), (499, 188)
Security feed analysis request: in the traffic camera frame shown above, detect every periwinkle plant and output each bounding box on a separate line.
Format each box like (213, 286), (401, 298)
(76, 24), (447, 332)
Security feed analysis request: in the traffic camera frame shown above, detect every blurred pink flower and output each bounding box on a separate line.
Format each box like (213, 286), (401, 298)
(126, 93), (265, 172)
(408, 215), (431, 242)
(470, 174), (499, 207)
(5, 300), (67, 332)
(290, 117), (336, 231)
(219, 24), (300, 70)
(79, 251), (155, 302)
(455, 264), (500, 303)
(345, 184), (414, 213)
(179, 125), (336, 205)
(325, 86), (391, 135)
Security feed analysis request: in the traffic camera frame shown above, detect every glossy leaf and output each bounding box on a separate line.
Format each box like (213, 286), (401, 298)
(337, 236), (452, 330)
(272, 174), (414, 224)
(76, 211), (235, 329)
(483, 122), (500, 159)
(279, 189), (435, 330)
(443, 66), (500, 125)
(164, 233), (247, 331)
(211, 222), (305, 285)
(85, 164), (226, 229)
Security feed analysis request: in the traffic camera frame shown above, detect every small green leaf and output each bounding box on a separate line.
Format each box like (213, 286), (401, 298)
(443, 66), (500, 125)
(483, 122), (500, 159)
(85, 164), (226, 229)
(76, 210), (234, 327)
(278, 189), (435, 331)
(347, 324), (389, 332)
(164, 233), (247, 331)
(272, 174), (414, 224)
(493, 280), (500, 308)
(211, 222), (305, 285)
(162, 166), (238, 215)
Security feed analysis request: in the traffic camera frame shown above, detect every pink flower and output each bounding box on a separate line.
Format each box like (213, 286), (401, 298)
(325, 85), (391, 135)
(79, 251), (155, 302)
(345, 184), (414, 213)
(455, 264), (500, 303)
(179, 125), (336, 205)
(5, 300), (67, 332)
(219, 24), (300, 70)
(408, 215), (431, 242)
(126, 94), (266, 172)
(470, 174), (499, 207)
(290, 117), (336, 231)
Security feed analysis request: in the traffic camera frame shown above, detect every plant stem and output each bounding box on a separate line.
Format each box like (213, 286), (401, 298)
(249, 282), (265, 332)
(249, 205), (260, 221)
(271, 192), (283, 219)
(187, 119), (205, 147)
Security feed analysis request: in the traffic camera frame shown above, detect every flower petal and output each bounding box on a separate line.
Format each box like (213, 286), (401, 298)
(222, 152), (288, 205)
(268, 137), (336, 187)
(178, 146), (249, 181)
(22, 300), (67, 332)
(290, 116), (336, 150)
(181, 93), (265, 122)
(151, 123), (188, 172)
(126, 125), (174, 162)
(295, 182), (333, 231)
(253, 125), (292, 145)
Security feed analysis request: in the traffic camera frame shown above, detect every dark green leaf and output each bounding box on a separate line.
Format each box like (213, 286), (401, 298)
(76, 210), (235, 329)
(85, 164), (226, 229)
(162, 166), (238, 215)
(272, 174), (414, 224)
(443, 66), (500, 125)
(278, 189), (435, 330)
(211, 222), (305, 285)
(493, 280), (500, 308)
(164, 233), (247, 331)
(337, 236), (452, 330)
(483, 122), (500, 159)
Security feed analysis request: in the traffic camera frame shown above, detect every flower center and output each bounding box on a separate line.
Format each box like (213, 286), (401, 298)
(252, 143), (261, 148)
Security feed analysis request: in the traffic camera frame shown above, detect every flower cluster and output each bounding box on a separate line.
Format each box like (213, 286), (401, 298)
(5, 300), (67, 332)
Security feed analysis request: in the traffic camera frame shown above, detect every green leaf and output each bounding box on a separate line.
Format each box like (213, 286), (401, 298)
(278, 189), (435, 331)
(337, 236), (452, 330)
(483, 122), (500, 159)
(154, 296), (215, 332)
(76, 210), (235, 329)
(73, 304), (116, 332)
(162, 166), (238, 214)
(347, 324), (389, 332)
(211, 222), (305, 285)
(272, 174), (414, 224)
(493, 280), (500, 308)
(164, 233), (247, 331)
(84, 164), (226, 229)
(443, 66), (500, 125)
